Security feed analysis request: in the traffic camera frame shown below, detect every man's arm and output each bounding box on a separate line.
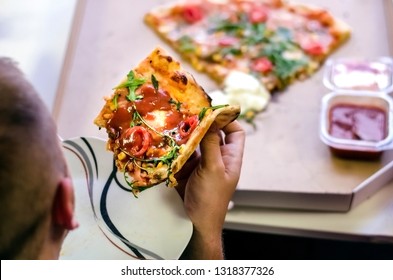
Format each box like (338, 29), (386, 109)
(177, 121), (245, 259)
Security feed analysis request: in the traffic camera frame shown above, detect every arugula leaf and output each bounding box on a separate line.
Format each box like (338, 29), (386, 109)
(275, 27), (293, 41)
(112, 94), (119, 110)
(151, 74), (159, 92)
(178, 36), (196, 53)
(130, 110), (140, 127)
(211, 13), (248, 35)
(160, 145), (180, 166)
(123, 168), (152, 198)
(243, 23), (269, 45)
(114, 70), (145, 101)
(169, 98), (182, 111)
(261, 53), (305, 86)
(220, 47), (242, 56)
(212, 20), (245, 34)
(198, 104), (229, 120)
(260, 33), (308, 85)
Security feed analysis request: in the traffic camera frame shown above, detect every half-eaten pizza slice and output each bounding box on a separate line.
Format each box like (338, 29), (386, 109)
(94, 47), (240, 195)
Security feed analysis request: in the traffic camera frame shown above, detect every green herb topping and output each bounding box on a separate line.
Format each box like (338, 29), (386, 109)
(151, 74), (159, 92)
(114, 70), (145, 101)
(198, 104), (229, 120)
(169, 98), (182, 111)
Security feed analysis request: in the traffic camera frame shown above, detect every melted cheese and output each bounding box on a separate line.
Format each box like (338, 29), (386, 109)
(144, 110), (168, 129)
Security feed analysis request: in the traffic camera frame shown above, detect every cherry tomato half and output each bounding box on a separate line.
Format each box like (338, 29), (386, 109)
(121, 126), (151, 157)
(249, 6), (269, 23)
(302, 41), (325, 56)
(251, 57), (273, 73)
(178, 115), (199, 139)
(182, 5), (204, 24)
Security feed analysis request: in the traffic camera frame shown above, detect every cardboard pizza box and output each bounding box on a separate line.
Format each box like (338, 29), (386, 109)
(232, 0), (393, 211)
(54, 0), (393, 212)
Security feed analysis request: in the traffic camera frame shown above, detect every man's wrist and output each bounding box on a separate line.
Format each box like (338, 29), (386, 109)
(180, 227), (224, 260)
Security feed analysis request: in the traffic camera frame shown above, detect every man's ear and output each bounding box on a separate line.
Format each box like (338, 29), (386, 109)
(52, 177), (79, 230)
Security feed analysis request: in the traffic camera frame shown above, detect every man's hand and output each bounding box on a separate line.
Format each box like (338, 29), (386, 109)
(176, 120), (245, 259)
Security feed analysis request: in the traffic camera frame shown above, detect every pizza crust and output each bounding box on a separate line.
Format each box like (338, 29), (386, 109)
(281, 2), (351, 55)
(170, 104), (240, 185)
(135, 48), (212, 114)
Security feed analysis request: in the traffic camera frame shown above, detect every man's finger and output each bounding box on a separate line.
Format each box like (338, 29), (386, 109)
(200, 125), (224, 169)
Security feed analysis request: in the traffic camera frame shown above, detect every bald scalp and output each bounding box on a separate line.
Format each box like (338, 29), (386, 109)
(0, 58), (66, 259)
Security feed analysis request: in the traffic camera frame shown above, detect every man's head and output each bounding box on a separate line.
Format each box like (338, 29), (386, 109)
(0, 58), (78, 259)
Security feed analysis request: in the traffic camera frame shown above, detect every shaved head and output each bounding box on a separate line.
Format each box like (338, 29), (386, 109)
(0, 58), (68, 259)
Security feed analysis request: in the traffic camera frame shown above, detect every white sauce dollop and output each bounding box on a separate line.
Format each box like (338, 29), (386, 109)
(209, 71), (271, 113)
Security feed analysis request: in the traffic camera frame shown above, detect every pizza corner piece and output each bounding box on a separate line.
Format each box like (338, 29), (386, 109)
(94, 47), (240, 196)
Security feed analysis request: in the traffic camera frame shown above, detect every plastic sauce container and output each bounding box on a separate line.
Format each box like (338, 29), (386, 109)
(320, 91), (393, 160)
(323, 57), (393, 93)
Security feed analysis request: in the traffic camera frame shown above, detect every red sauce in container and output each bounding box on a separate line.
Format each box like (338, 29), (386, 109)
(329, 105), (387, 141)
(328, 104), (388, 159)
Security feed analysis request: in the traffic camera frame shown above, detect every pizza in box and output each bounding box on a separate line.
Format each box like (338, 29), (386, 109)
(144, 0), (351, 92)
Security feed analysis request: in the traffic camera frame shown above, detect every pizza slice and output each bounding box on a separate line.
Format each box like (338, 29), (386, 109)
(144, 0), (351, 91)
(94, 47), (240, 195)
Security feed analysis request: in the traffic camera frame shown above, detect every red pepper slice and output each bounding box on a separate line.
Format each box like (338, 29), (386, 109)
(178, 115), (199, 139)
(121, 126), (151, 157)
(251, 57), (273, 73)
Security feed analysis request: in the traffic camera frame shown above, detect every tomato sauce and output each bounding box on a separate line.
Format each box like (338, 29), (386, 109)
(107, 84), (199, 158)
(108, 107), (132, 131)
(135, 85), (172, 115)
(135, 85), (185, 131)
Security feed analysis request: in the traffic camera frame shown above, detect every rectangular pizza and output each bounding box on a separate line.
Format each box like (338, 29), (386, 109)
(144, 0), (351, 92)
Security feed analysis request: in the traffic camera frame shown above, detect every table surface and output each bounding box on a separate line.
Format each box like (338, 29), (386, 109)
(227, 180), (393, 243)
(51, 0), (393, 259)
